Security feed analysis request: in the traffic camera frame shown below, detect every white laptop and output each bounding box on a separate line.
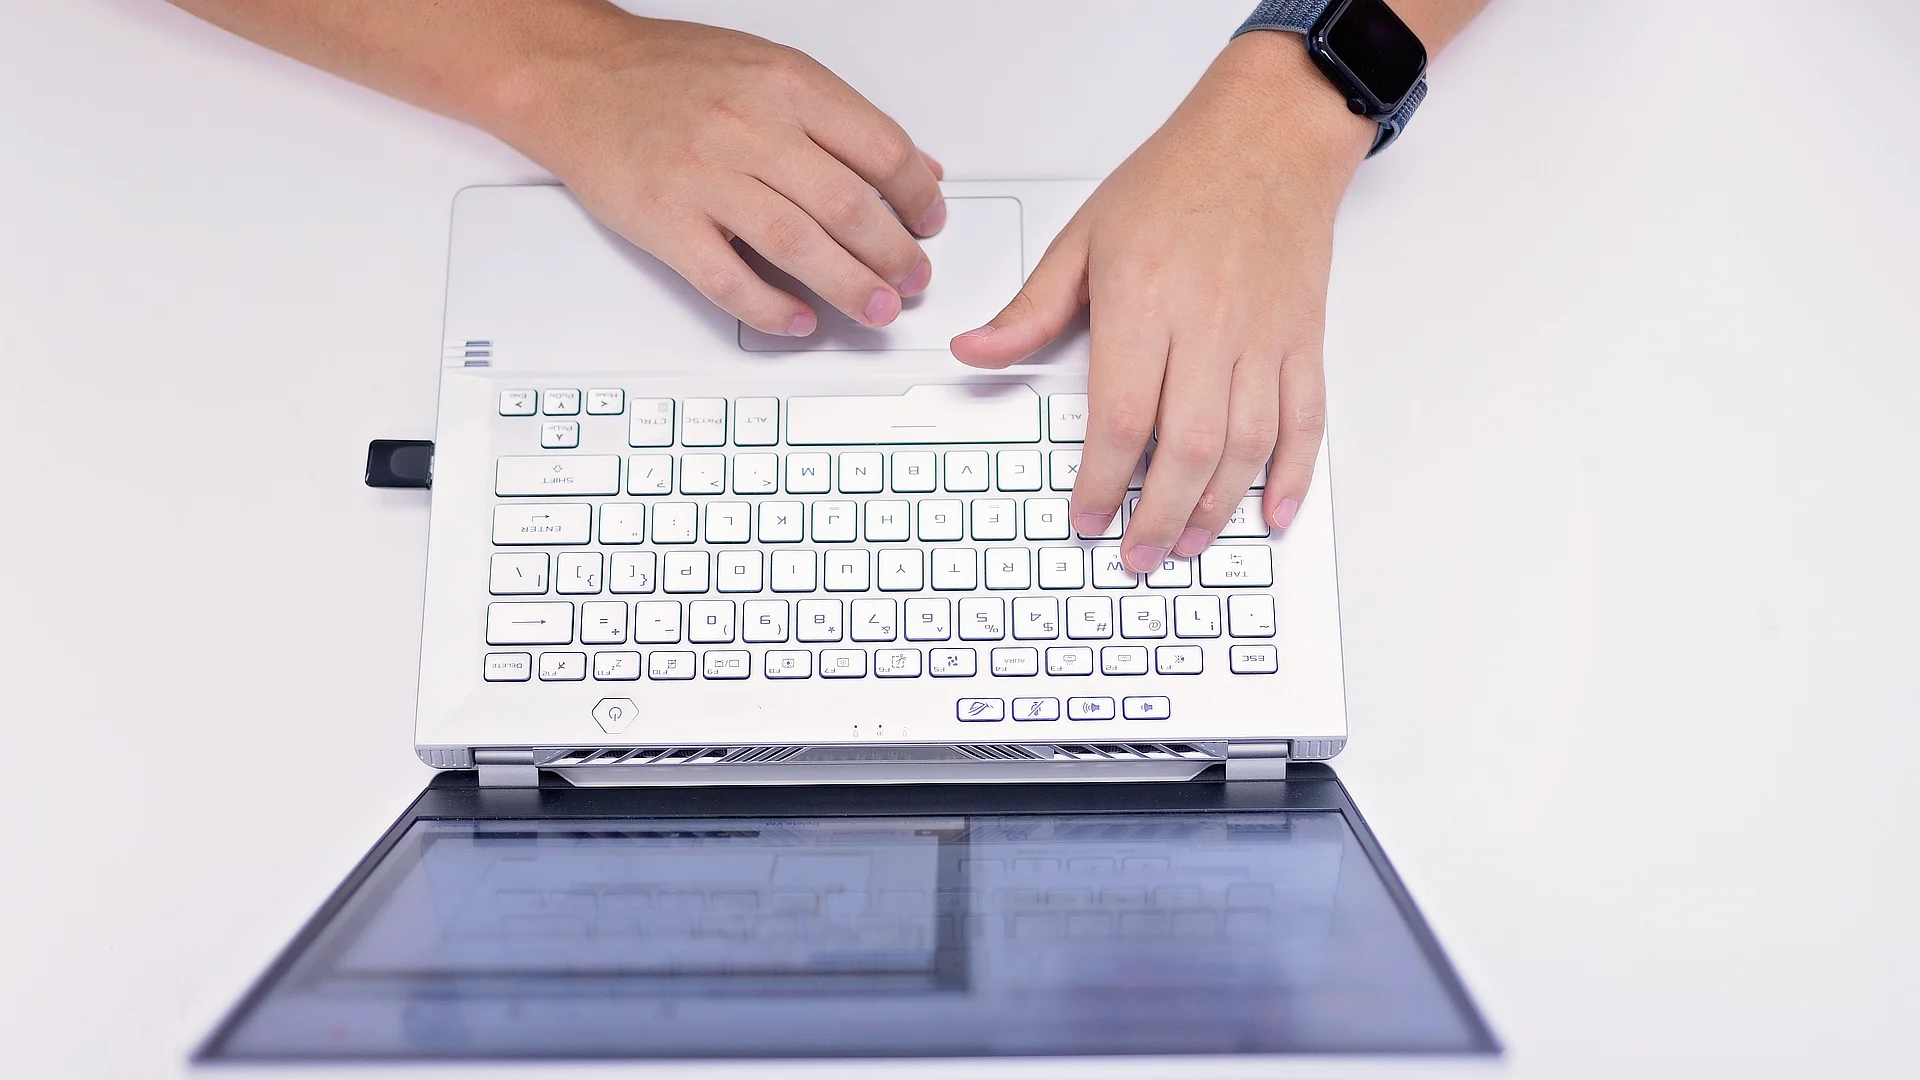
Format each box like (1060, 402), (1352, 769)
(413, 179), (1349, 786)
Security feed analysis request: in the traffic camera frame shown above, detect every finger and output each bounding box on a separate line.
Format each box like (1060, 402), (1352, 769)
(949, 216), (1090, 368)
(1122, 337), (1237, 572)
(920, 150), (945, 181)
(1070, 273), (1167, 546)
(720, 178), (903, 327)
(1263, 341), (1327, 530)
(652, 223), (817, 337)
(1173, 351), (1282, 557)
(802, 83), (946, 237)
(761, 139), (929, 295)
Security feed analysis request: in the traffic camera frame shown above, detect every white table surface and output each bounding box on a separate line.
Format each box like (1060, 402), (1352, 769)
(4, 1), (1918, 1077)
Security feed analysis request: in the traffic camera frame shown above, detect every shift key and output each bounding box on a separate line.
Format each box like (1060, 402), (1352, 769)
(495, 455), (620, 496)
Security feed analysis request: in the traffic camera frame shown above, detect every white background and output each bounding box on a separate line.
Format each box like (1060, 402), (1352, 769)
(2, 1), (1918, 1077)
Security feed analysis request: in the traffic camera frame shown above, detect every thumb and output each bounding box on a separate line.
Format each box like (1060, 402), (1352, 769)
(950, 217), (1089, 369)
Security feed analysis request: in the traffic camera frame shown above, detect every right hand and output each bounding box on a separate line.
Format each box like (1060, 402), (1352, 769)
(491, 15), (945, 335)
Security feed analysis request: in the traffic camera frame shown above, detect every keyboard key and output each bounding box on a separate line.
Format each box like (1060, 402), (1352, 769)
(599, 504), (645, 544)
(918, 500), (965, 542)
(823, 549), (871, 591)
(931, 548), (977, 590)
(1037, 547), (1085, 590)
(1068, 696), (1115, 721)
(839, 452), (885, 493)
(812, 501), (858, 542)
(770, 550), (817, 592)
(542, 389), (580, 416)
(1229, 644), (1279, 674)
(945, 451), (991, 492)
(1066, 596), (1114, 639)
(484, 651), (531, 681)
(1100, 646), (1149, 675)
(1120, 595), (1168, 638)
(787, 384), (1041, 445)
(540, 420), (579, 448)
(715, 550), (762, 592)
(1199, 545), (1274, 587)
(609, 552), (656, 593)
(1154, 646), (1204, 675)
(971, 499), (1018, 540)
(904, 597), (951, 641)
(1091, 546), (1138, 588)
(732, 453), (779, 494)
(680, 453), (726, 495)
(996, 449), (1043, 491)
(626, 454), (672, 495)
(1228, 594), (1277, 637)
(1049, 450), (1081, 491)
(1174, 594), (1222, 638)
(851, 598), (898, 641)
(586, 388), (625, 415)
(489, 553), (548, 595)
(703, 649), (751, 679)
(539, 651), (586, 680)
(742, 599), (789, 642)
(1048, 394), (1088, 442)
(681, 397), (728, 446)
(492, 504), (591, 545)
(1046, 646), (1094, 676)
(875, 648), (922, 677)
(990, 647), (1039, 677)
(959, 597), (1006, 640)
(632, 600), (681, 643)
(1145, 556), (1192, 588)
(649, 651), (696, 680)
(786, 452), (832, 493)
(1221, 495), (1272, 538)
(820, 649), (867, 678)
(984, 548), (1031, 590)
(865, 500), (912, 541)
(499, 390), (537, 416)
(957, 697), (1005, 722)
(1013, 696), (1060, 721)
(661, 550), (710, 593)
(495, 455), (619, 497)
(796, 599), (844, 642)
(1122, 695), (1172, 720)
(734, 397), (779, 446)
(703, 501), (751, 543)
(593, 651), (641, 680)
(930, 648), (978, 677)
(650, 502), (698, 543)
(877, 549), (924, 591)
(891, 451), (937, 492)
(758, 501), (805, 542)
(555, 552), (603, 595)
(580, 600), (627, 644)
(628, 398), (674, 447)
(1023, 498), (1071, 540)
(765, 650), (812, 679)
(1012, 596), (1060, 640)
(486, 602), (572, 645)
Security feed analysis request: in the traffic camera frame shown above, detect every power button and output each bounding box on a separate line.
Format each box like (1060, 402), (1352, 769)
(592, 697), (637, 734)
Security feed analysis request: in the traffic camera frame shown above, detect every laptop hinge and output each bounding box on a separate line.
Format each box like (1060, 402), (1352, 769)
(1224, 740), (1290, 780)
(474, 749), (539, 788)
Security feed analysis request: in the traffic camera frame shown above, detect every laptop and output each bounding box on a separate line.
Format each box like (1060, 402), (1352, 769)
(197, 180), (1496, 1061)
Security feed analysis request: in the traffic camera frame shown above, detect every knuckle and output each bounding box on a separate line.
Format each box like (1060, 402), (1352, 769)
(1286, 397), (1327, 440)
(696, 262), (749, 306)
(759, 213), (812, 260)
(819, 183), (876, 234)
(1162, 426), (1226, 470)
(869, 128), (918, 178)
(1229, 414), (1281, 461)
(1105, 406), (1158, 449)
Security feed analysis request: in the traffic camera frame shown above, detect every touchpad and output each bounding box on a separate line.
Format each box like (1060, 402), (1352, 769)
(738, 196), (1024, 352)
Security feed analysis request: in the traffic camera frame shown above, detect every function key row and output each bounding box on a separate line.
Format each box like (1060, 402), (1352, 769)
(500, 391), (1092, 446)
(483, 645), (1278, 683)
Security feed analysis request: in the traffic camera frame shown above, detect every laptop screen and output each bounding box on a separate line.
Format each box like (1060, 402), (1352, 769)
(212, 808), (1485, 1058)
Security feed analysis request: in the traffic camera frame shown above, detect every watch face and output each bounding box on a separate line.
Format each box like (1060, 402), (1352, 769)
(1322, 0), (1427, 111)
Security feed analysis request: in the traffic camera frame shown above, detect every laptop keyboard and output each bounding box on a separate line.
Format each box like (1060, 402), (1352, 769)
(482, 386), (1282, 723)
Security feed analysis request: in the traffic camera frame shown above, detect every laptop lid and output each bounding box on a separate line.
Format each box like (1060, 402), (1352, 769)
(198, 769), (1496, 1061)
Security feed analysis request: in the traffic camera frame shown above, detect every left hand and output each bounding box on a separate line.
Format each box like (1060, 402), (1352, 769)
(951, 32), (1376, 572)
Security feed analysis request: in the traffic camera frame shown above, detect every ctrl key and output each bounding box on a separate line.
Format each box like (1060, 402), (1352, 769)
(484, 652), (532, 682)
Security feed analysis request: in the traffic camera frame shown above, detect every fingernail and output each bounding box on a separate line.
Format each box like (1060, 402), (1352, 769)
(864, 289), (900, 326)
(1124, 546), (1168, 574)
(1173, 527), (1212, 558)
(1072, 512), (1108, 536)
(917, 198), (947, 235)
(1272, 497), (1301, 529)
(896, 256), (931, 297)
(785, 310), (817, 337)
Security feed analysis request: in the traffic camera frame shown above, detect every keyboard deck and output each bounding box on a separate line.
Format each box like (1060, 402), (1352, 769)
(478, 383), (1284, 730)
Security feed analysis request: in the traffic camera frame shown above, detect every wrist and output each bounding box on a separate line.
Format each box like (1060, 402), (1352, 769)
(1202, 29), (1377, 184)
(473, 3), (647, 168)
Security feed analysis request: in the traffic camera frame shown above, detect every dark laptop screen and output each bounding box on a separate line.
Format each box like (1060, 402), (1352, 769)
(214, 809), (1484, 1057)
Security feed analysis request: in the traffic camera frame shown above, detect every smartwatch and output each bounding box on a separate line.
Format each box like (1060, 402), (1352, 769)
(1234, 0), (1428, 155)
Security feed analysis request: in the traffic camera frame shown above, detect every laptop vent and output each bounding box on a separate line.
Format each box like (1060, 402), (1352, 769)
(528, 743), (1224, 769)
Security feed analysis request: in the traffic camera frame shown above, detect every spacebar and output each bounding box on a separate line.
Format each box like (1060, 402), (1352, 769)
(786, 384), (1041, 445)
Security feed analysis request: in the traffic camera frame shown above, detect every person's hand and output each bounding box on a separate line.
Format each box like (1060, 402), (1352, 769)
(492, 15), (946, 336)
(952, 32), (1375, 572)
